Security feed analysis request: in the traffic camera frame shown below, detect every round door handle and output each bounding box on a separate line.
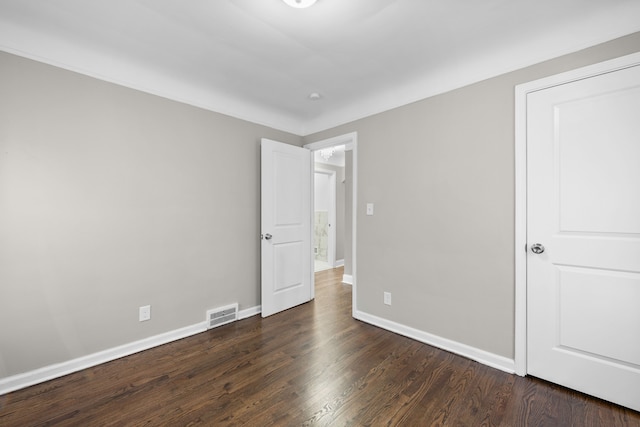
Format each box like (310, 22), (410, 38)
(264, 233), (273, 240)
(531, 243), (545, 254)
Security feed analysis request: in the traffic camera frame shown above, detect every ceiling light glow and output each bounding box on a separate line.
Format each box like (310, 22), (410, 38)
(319, 147), (335, 161)
(282, 0), (317, 8)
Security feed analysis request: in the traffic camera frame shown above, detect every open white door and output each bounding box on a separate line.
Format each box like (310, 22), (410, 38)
(261, 139), (312, 317)
(526, 62), (640, 411)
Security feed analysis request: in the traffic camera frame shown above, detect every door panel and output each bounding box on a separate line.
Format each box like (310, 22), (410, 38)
(275, 153), (305, 225)
(261, 139), (311, 317)
(557, 86), (640, 234)
(274, 242), (304, 292)
(557, 266), (640, 365)
(527, 64), (640, 411)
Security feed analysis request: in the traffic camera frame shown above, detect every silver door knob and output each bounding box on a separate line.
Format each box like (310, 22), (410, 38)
(264, 233), (272, 240)
(531, 243), (545, 254)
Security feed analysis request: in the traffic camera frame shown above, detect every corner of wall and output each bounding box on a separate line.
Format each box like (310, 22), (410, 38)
(353, 309), (515, 374)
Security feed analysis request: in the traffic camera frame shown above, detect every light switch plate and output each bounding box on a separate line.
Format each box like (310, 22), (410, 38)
(384, 292), (391, 305)
(366, 203), (374, 216)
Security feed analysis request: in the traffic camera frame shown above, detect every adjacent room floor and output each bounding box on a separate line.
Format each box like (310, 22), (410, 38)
(314, 260), (333, 272)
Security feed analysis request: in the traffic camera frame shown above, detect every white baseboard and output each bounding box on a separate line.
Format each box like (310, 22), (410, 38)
(342, 274), (353, 285)
(0, 304), (262, 396)
(335, 259), (345, 267)
(239, 305), (261, 319)
(353, 310), (515, 374)
(0, 322), (206, 396)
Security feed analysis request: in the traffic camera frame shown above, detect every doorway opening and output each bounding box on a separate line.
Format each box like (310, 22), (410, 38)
(313, 168), (337, 272)
(304, 132), (357, 315)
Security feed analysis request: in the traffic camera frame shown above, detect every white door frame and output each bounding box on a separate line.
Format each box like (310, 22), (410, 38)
(514, 51), (640, 376)
(314, 168), (337, 268)
(304, 132), (357, 314)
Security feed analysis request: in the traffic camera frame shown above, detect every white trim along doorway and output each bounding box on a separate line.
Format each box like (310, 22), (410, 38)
(304, 132), (358, 316)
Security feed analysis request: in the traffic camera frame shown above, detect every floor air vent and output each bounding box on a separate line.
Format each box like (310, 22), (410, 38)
(206, 303), (238, 329)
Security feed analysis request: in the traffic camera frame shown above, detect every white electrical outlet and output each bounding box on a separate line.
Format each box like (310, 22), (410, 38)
(383, 292), (391, 306)
(139, 305), (151, 322)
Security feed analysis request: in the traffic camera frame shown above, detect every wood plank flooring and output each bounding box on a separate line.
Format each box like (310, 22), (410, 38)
(1, 267), (639, 426)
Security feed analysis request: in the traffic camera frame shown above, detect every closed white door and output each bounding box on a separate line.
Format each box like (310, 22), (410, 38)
(527, 63), (640, 411)
(261, 138), (312, 317)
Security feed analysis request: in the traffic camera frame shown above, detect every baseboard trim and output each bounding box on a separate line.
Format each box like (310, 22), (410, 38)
(335, 259), (345, 267)
(342, 274), (353, 285)
(353, 310), (515, 374)
(0, 322), (208, 395)
(239, 305), (261, 319)
(0, 305), (263, 396)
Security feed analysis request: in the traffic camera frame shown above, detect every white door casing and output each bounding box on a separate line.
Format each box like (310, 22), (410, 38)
(261, 139), (312, 317)
(515, 53), (640, 411)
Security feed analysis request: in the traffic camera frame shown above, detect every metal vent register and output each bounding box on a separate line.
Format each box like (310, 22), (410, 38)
(206, 303), (238, 329)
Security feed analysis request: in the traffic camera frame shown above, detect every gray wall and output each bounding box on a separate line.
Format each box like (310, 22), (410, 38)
(0, 52), (301, 378)
(304, 32), (640, 358)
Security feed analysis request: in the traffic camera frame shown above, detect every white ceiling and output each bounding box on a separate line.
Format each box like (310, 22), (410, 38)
(1, 0), (639, 135)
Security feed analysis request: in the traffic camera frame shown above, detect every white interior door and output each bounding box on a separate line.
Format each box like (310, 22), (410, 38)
(261, 139), (312, 317)
(527, 63), (640, 411)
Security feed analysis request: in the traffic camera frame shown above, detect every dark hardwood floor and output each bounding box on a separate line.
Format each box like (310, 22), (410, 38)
(1, 267), (639, 426)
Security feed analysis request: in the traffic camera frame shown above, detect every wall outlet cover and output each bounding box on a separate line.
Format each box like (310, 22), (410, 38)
(139, 305), (151, 322)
